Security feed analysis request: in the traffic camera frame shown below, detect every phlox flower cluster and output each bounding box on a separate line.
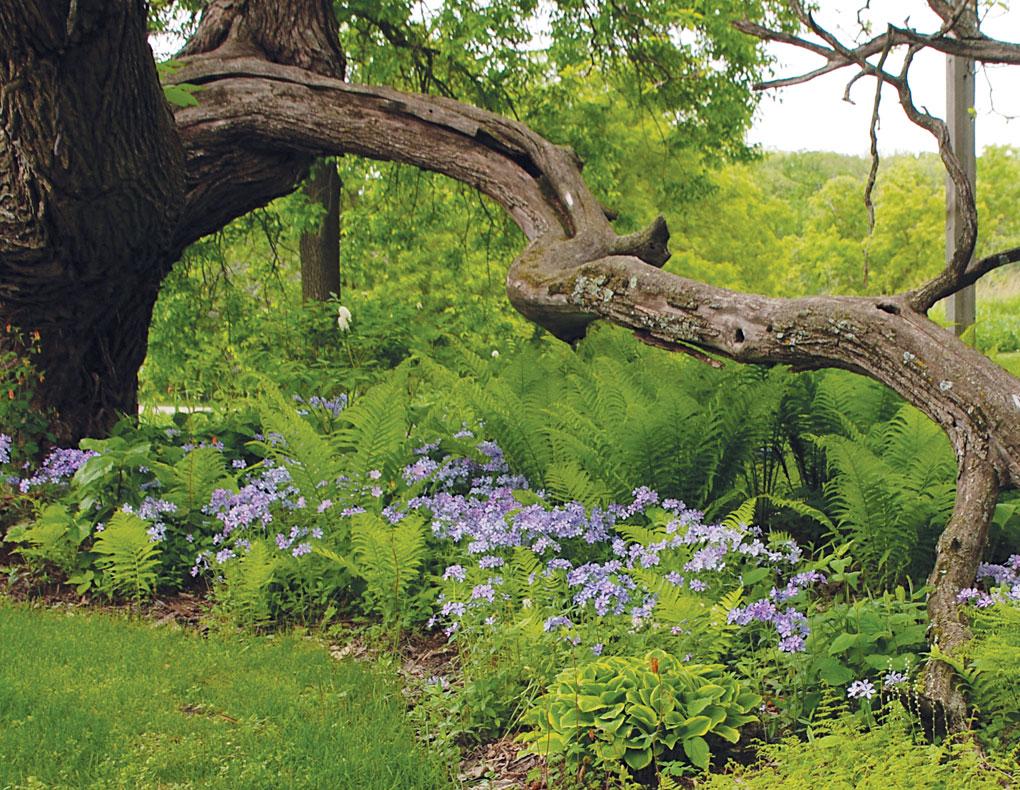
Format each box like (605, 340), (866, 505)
(408, 437), (826, 653)
(958, 554), (1020, 607)
(192, 462), (303, 575)
(727, 599), (811, 653)
(846, 678), (876, 700)
(293, 393), (348, 418)
(15, 447), (97, 492)
(847, 670), (910, 702)
(122, 496), (178, 542)
(0, 433), (11, 465)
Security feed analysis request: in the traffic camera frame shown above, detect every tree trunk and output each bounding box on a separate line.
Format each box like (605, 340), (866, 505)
(299, 159), (342, 301)
(0, 1), (185, 442)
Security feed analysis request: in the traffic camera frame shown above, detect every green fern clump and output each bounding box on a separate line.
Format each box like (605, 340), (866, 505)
(312, 512), (428, 627)
(159, 446), (232, 523)
(697, 707), (1012, 789)
(415, 327), (815, 516)
(350, 512), (428, 624)
(93, 512), (162, 605)
(220, 539), (278, 628)
(255, 385), (345, 509)
(3, 503), (89, 575)
(966, 602), (1020, 746)
(812, 403), (955, 586)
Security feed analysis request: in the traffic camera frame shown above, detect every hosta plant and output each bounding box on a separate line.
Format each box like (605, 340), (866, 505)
(519, 649), (760, 778)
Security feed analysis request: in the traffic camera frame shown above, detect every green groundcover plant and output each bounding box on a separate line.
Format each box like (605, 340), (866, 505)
(518, 649), (760, 778)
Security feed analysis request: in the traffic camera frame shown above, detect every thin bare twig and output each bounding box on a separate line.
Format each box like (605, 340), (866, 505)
(864, 31), (894, 236)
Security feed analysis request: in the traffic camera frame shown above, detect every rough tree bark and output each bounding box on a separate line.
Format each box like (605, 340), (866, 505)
(0, 2), (185, 441)
(3, 0), (1020, 726)
(299, 159), (342, 302)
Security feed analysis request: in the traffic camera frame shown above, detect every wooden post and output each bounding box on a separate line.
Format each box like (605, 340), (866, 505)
(946, 54), (976, 341)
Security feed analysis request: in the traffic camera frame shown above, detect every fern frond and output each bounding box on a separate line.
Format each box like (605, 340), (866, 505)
(615, 523), (663, 548)
(223, 539), (278, 628)
(349, 513), (427, 623)
(544, 462), (613, 507)
(256, 384), (342, 506)
(813, 434), (914, 586)
(339, 369), (414, 482)
(164, 446), (231, 520)
(722, 498), (759, 532)
(93, 512), (161, 603)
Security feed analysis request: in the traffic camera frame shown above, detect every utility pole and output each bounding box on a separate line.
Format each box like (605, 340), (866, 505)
(945, 53), (976, 341)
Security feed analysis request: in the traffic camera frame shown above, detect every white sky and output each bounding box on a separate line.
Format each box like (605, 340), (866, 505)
(748, 1), (1020, 156)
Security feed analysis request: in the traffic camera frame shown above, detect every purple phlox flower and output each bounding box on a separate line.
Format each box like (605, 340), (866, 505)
(958, 587), (997, 607)
(847, 679), (876, 700)
(215, 548), (236, 564)
(630, 595), (657, 628)
(956, 587), (981, 604)
(777, 635), (806, 653)
(544, 558), (572, 576)
(543, 615), (573, 632)
(292, 542), (312, 557)
(476, 441), (508, 473)
(478, 555), (504, 569)
(0, 433), (14, 465)
(628, 486), (659, 516)
(689, 578), (707, 592)
(310, 527), (323, 539)
(404, 457), (440, 485)
(883, 671), (908, 688)
(443, 564), (467, 582)
(684, 543), (728, 573)
(772, 567), (829, 602)
(415, 441), (441, 456)
(370, 486), (383, 498)
(441, 601), (466, 618)
(591, 643), (604, 656)
(341, 506), (366, 517)
(661, 498), (685, 513)
(231, 459), (246, 469)
(977, 561), (1018, 587)
(369, 469), (382, 480)
(17, 446), (98, 491)
(317, 499), (333, 513)
(135, 496), (177, 521)
(470, 583), (495, 603)
(382, 505), (405, 524)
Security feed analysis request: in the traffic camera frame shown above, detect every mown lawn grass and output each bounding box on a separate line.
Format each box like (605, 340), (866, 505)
(0, 601), (454, 789)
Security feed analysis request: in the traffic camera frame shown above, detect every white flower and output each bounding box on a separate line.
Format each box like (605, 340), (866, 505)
(336, 305), (352, 331)
(491, 349), (499, 358)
